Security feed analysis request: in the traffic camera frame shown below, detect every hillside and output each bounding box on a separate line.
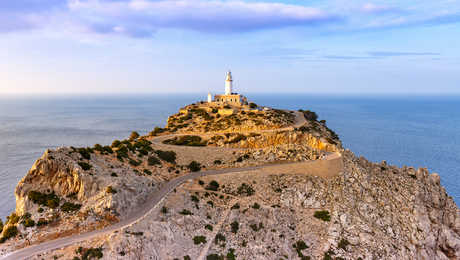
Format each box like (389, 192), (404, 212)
(0, 103), (458, 260)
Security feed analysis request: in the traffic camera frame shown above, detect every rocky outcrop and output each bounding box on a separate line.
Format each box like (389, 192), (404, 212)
(238, 131), (339, 152)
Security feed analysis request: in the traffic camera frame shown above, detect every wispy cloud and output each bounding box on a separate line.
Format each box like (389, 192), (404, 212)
(67, 0), (341, 36)
(368, 51), (441, 57)
(360, 3), (401, 14)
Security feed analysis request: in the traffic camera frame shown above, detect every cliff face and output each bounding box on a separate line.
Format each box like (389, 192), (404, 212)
(236, 131), (339, 152)
(14, 148), (157, 218)
(15, 149), (87, 216)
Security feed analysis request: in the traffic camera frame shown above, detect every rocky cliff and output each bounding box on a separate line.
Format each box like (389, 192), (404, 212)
(0, 105), (458, 260)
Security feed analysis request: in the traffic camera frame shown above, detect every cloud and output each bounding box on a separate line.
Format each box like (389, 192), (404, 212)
(361, 3), (400, 14)
(0, 1), (459, 37)
(368, 51), (440, 57)
(323, 55), (372, 60)
(66, 0), (342, 36)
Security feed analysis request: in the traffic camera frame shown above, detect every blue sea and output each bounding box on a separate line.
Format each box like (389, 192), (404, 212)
(0, 94), (459, 219)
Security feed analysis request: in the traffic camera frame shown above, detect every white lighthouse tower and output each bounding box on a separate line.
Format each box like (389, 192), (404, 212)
(225, 71), (233, 95)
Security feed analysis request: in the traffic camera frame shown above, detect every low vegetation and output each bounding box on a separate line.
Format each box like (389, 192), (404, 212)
(61, 202), (82, 213)
(163, 135), (207, 146)
(0, 226), (18, 243)
(28, 191), (61, 208)
(75, 246), (103, 260)
(237, 183), (255, 196)
(205, 180), (220, 191)
(187, 161), (201, 172)
(155, 150), (177, 163)
(230, 221), (239, 233)
(314, 210), (331, 222)
(179, 209), (193, 215)
(193, 235), (207, 245)
(78, 161), (92, 171)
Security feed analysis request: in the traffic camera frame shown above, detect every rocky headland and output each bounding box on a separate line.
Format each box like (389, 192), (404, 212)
(0, 102), (458, 260)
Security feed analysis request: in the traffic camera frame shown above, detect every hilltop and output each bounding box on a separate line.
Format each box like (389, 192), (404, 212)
(0, 102), (458, 260)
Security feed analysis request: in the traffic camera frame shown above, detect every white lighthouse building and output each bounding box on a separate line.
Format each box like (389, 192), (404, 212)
(225, 71), (233, 95)
(209, 70), (248, 107)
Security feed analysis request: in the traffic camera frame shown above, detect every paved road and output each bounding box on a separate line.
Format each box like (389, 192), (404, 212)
(1, 111), (326, 260)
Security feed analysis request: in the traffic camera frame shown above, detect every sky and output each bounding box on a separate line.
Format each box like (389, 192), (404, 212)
(0, 0), (459, 95)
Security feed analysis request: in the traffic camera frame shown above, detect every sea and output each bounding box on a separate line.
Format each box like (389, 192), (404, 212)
(0, 94), (459, 219)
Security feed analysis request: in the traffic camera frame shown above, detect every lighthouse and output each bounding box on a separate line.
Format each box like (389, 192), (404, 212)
(225, 71), (233, 95)
(208, 70), (248, 107)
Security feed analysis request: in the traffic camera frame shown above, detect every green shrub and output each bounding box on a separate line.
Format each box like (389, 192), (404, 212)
(61, 202), (82, 213)
(293, 240), (309, 257)
(116, 146), (129, 159)
(237, 183), (255, 196)
(129, 131), (140, 141)
(213, 160), (222, 165)
(205, 224), (213, 231)
(112, 140), (122, 148)
(249, 222), (264, 232)
(6, 213), (20, 225)
(23, 218), (35, 228)
(77, 148), (92, 160)
(111, 172), (118, 177)
(78, 161), (92, 171)
(0, 226), (18, 243)
(47, 199), (59, 208)
(28, 191), (60, 208)
(193, 235), (206, 245)
(188, 161), (201, 172)
(149, 127), (166, 136)
(198, 180), (205, 185)
(106, 186), (117, 194)
(249, 103), (257, 109)
(128, 158), (141, 167)
(36, 218), (48, 226)
(102, 146), (113, 154)
(205, 180), (219, 191)
(147, 156), (161, 166)
(338, 238), (350, 251)
(207, 201), (214, 207)
(314, 210), (331, 222)
(163, 135), (207, 146)
(184, 256), (191, 260)
(0, 219), (3, 233)
(143, 169), (152, 175)
(226, 248), (236, 260)
(179, 209), (193, 215)
(215, 233), (226, 244)
(206, 254), (224, 260)
(155, 150), (177, 163)
(302, 110), (318, 121)
(77, 247), (103, 260)
(94, 144), (103, 152)
(230, 221), (239, 233)
(37, 207), (44, 213)
(252, 203), (260, 209)
(191, 195), (199, 203)
(231, 203), (240, 210)
(161, 206), (168, 214)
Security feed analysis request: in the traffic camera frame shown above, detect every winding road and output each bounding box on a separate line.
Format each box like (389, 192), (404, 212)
(1, 110), (340, 260)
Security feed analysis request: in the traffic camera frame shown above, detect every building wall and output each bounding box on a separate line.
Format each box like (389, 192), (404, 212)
(214, 94), (247, 106)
